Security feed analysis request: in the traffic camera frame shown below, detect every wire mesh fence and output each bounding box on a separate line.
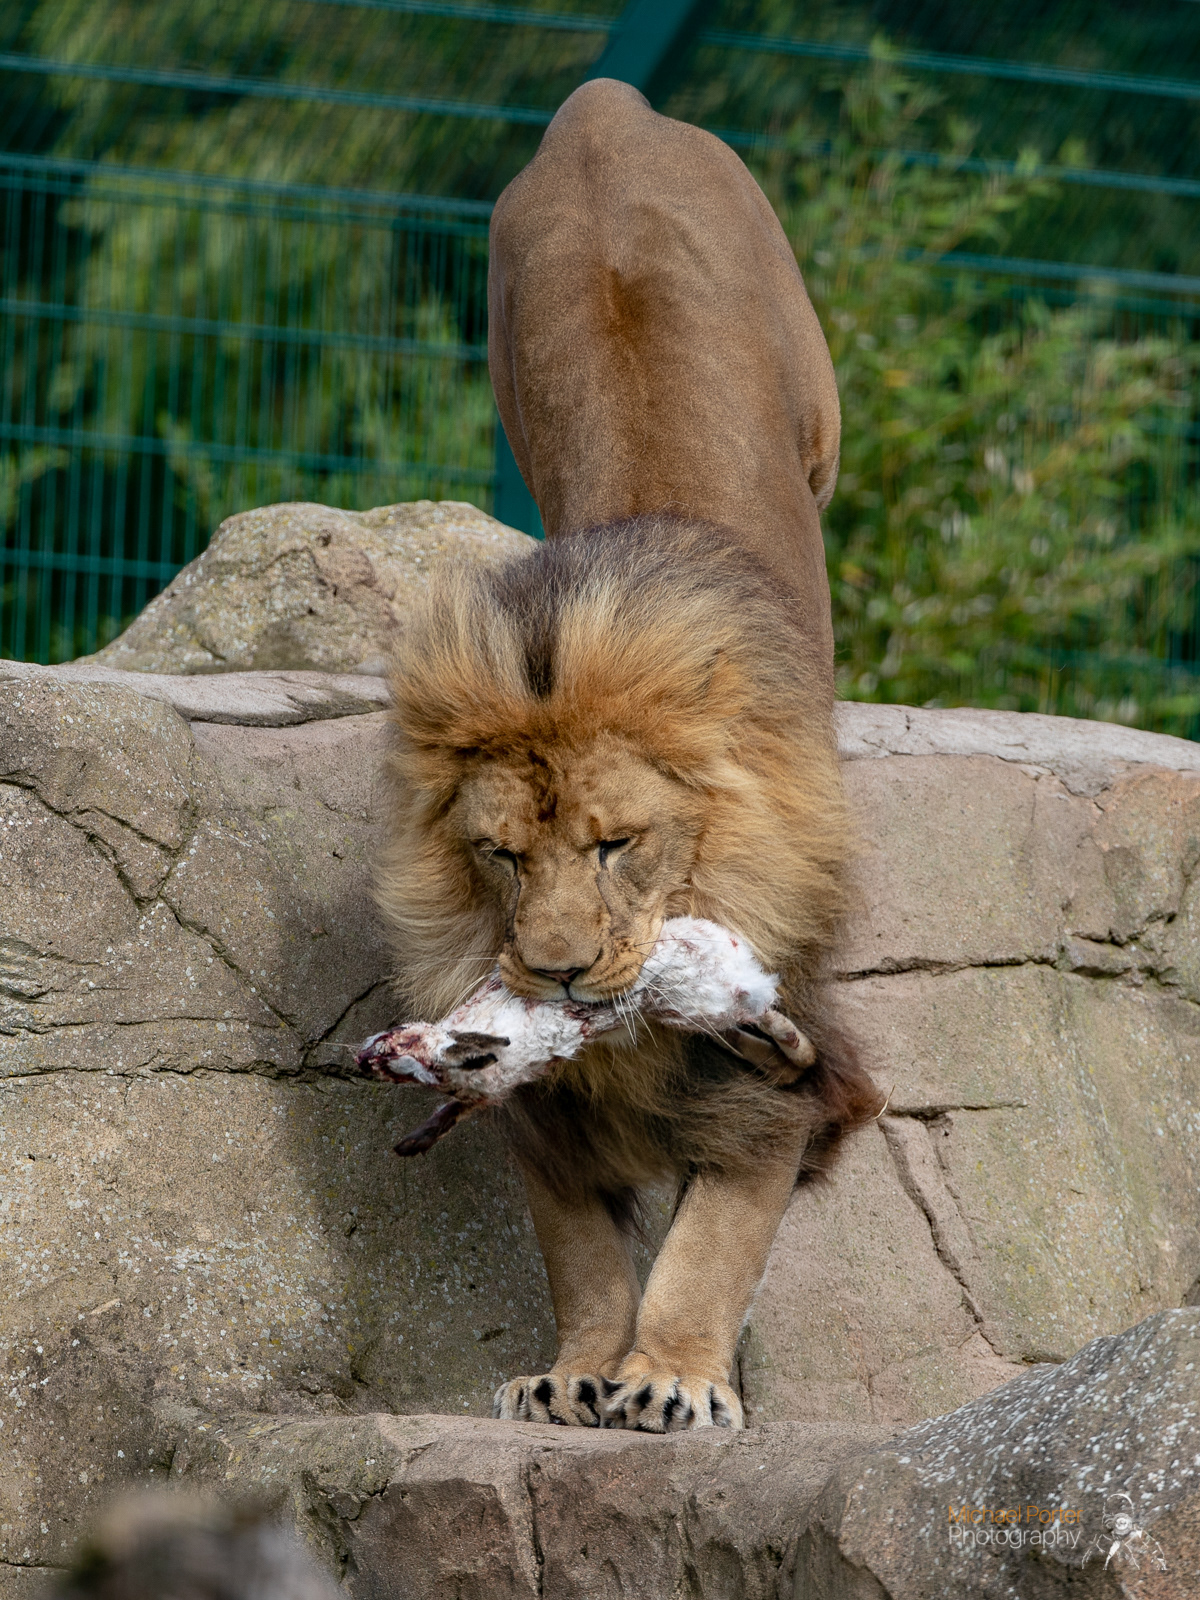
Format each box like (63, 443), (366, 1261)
(0, 158), (493, 660)
(1, 0), (1198, 734)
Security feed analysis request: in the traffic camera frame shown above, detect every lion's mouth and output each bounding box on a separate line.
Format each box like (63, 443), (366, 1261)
(567, 961), (646, 1003)
(500, 944), (650, 1004)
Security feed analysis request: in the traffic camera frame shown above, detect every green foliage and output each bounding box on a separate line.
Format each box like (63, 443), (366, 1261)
(4, 3), (1199, 732)
(22, 0), (598, 195)
(1, 0), (603, 660)
(757, 56), (1200, 733)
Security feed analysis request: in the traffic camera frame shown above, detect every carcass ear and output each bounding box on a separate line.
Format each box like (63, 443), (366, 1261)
(444, 1029), (510, 1066)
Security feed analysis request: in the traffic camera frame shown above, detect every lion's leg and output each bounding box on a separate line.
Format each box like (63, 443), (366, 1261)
(493, 1162), (641, 1427)
(604, 1126), (807, 1432)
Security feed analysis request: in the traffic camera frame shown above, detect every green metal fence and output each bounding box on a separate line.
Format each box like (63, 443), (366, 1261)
(0, 160), (494, 660)
(2, 0), (1200, 729)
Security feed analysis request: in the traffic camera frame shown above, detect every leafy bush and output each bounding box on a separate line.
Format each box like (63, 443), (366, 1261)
(6, 7), (1199, 727)
(757, 56), (1200, 733)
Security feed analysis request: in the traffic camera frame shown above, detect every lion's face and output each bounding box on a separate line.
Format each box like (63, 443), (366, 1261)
(456, 733), (703, 1001)
(379, 520), (848, 1022)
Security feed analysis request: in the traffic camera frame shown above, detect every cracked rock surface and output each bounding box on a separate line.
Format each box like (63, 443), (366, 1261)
(0, 675), (558, 1582)
(1, 668), (1198, 1587)
(741, 725), (1200, 1427)
(158, 1310), (1197, 1599)
(172, 1409), (895, 1600)
(76, 500), (535, 676)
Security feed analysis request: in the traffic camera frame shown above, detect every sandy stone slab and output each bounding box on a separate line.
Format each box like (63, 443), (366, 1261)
(0, 676), (194, 848)
(749, 963), (1200, 1422)
(0, 661), (391, 726)
(0, 1073), (557, 1570)
(839, 749), (1200, 975)
(166, 718), (392, 1048)
(0, 693), (396, 1080)
(745, 955), (1200, 1427)
(168, 1411), (895, 1600)
(740, 1121), (1022, 1428)
(836, 700), (1200, 793)
(838, 754), (1088, 972)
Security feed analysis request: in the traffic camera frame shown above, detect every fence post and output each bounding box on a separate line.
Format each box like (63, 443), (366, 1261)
(584, 0), (719, 102)
(493, 421), (544, 538)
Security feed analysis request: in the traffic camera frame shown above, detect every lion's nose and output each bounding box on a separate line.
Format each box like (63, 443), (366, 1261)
(536, 967), (585, 989)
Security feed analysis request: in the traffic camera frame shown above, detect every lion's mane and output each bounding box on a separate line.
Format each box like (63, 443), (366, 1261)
(378, 516), (881, 1211)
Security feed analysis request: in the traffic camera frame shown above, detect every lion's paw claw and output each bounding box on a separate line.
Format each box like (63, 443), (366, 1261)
(602, 1372), (743, 1432)
(492, 1372), (605, 1426)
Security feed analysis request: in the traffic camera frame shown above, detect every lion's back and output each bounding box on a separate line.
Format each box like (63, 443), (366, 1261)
(487, 81), (840, 656)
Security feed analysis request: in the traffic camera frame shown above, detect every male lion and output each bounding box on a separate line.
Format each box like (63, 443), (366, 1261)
(378, 78), (881, 1431)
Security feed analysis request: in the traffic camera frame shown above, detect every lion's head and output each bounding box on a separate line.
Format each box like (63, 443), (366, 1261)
(457, 729), (703, 1001)
(378, 517), (848, 1020)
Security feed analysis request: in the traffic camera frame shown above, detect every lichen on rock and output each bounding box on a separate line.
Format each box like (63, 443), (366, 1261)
(80, 499), (535, 676)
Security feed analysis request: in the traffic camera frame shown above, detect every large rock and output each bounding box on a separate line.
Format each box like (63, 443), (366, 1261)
(80, 501), (535, 675)
(798, 1306), (1200, 1599)
(741, 704), (1200, 1428)
(2, 667), (1199, 1584)
(157, 1309), (1196, 1599)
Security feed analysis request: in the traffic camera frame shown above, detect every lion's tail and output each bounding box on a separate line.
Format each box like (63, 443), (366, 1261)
(794, 1021), (886, 1185)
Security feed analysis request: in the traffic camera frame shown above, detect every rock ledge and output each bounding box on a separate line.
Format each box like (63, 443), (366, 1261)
(167, 1310), (1199, 1600)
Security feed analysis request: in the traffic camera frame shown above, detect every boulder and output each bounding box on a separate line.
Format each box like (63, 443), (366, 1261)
(1, 664), (1199, 1585)
(797, 1305), (1200, 1599)
(79, 501), (535, 676)
(741, 702), (1200, 1427)
(158, 1309), (1197, 1599)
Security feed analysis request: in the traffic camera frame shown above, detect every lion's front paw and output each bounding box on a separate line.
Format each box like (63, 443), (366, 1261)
(492, 1371), (605, 1426)
(602, 1370), (743, 1432)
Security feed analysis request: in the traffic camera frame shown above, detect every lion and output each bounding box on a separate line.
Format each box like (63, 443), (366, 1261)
(377, 78), (882, 1432)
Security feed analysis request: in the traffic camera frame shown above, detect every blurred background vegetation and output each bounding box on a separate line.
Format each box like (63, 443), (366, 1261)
(2, 0), (1199, 734)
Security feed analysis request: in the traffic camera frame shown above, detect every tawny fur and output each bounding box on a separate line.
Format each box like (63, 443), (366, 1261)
(378, 516), (880, 1209)
(488, 78), (842, 669)
(377, 80), (881, 1428)
(380, 520), (845, 1004)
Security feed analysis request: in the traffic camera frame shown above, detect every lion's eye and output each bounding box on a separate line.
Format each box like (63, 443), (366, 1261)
(598, 838), (631, 868)
(475, 842), (518, 874)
